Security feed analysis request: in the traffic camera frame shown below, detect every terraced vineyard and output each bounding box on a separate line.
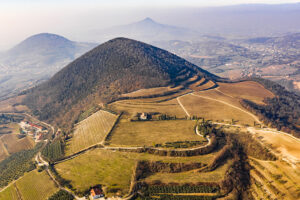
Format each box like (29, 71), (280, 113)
(0, 170), (58, 200)
(65, 110), (118, 156)
(16, 170), (58, 200)
(54, 149), (218, 197)
(249, 159), (300, 200)
(0, 185), (18, 200)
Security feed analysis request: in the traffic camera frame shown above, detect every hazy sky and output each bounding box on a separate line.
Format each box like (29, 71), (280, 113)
(1, 0), (300, 50)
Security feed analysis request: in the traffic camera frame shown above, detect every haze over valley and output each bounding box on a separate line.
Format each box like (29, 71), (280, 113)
(0, 1), (300, 200)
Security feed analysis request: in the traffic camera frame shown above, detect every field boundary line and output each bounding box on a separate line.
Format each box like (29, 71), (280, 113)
(13, 183), (23, 200)
(177, 94), (191, 117)
(102, 112), (123, 144)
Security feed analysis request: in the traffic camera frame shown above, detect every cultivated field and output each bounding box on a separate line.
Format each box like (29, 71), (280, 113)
(193, 89), (243, 108)
(108, 120), (206, 147)
(179, 94), (255, 125)
(0, 132), (34, 162)
(110, 98), (186, 118)
(0, 123), (20, 135)
(217, 81), (274, 104)
(0, 185), (18, 200)
(16, 170), (58, 200)
(55, 149), (217, 197)
(0, 95), (29, 113)
(250, 159), (300, 200)
(192, 80), (216, 91)
(121, 86), (182, 98)
(65, 110), (118, 156)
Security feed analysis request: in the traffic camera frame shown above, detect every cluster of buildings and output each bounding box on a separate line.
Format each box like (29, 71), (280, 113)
(19, 121), (48, 142)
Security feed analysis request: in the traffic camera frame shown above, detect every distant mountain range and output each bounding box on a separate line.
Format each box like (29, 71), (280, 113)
(92, 17), (201, 43)
(0, 33), (97, 100)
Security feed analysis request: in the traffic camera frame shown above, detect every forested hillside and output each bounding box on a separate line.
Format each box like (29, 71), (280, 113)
(242, 78), (300, 137)
(22, 38), (218, 130)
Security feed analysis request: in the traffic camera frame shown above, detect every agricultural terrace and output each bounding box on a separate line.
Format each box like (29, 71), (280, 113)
(0, 134), (34, 162)
(108, 120), (206, 147)
(0, 95), (29, 113)
(179, 94), (256, 125)
(65, 110), (118, 156)
(15, 170), (58, 200)
(217, 81), (274, 104)
(55, 148), (218, 197)
(250, 158), (300, 200)
(0, 170), (58, 200)
(145, 159), (233, 184)
(109, 98), (186, 119)
(0, 185), (18, 200)
(121, 86), (183, 98)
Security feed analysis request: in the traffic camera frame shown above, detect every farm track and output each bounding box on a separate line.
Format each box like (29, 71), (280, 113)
(37, 153), (84, 200)
(1, 84), (299, 199)
(14, 183), (23, 200)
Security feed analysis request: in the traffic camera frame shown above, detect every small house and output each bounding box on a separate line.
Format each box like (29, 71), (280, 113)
(140, 112), (149, 120)
(90, 187), (104, 199)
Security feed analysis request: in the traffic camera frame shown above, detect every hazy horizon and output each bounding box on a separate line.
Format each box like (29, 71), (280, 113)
(1, 0), (300, 50)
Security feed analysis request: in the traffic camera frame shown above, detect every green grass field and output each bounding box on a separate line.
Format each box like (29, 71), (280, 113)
(108, 120), (206, 147)
(55, 148), (217, 197)
(16, 170), (58, 200)
(65, 110), (118, 156)
(0, 185), (18, 200)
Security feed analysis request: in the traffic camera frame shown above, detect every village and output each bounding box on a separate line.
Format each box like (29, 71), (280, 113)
(18, 120), (49, 142)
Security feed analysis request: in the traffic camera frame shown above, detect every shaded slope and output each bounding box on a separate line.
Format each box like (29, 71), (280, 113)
(23, 38), (218, 130)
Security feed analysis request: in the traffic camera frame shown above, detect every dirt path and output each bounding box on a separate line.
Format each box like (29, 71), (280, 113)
(176, 94), (191, 117)
(14, 183), (23, 200)
(36, 153), (84, 200)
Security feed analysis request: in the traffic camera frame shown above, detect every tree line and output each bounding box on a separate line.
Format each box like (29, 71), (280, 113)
(241, 77), (300, 137)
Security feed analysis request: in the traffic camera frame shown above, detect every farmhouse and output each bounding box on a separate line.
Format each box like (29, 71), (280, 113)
(90, 187), (104, 199)
(29, 123), (43, 131)
(140, 112), (149, 120)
